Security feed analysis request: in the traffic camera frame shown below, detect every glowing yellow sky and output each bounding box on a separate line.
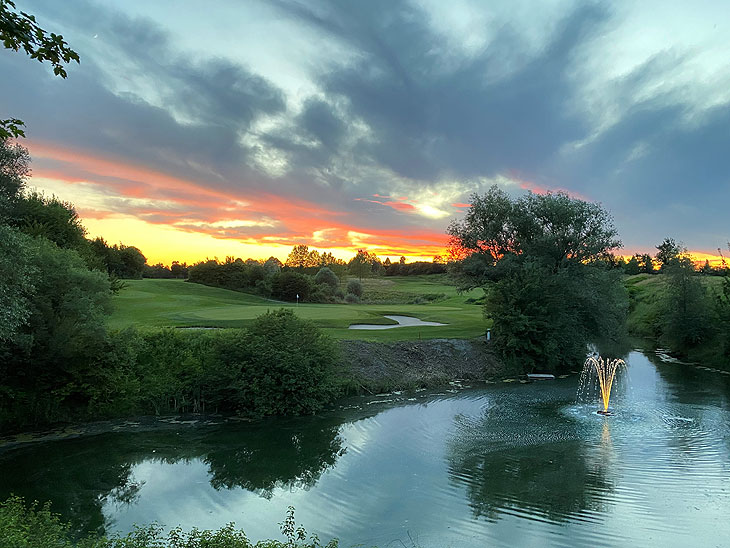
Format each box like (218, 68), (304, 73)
(81, 215), (438, 265)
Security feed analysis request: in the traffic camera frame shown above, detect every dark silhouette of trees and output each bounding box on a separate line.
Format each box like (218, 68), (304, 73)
(655, 238), (683, 271)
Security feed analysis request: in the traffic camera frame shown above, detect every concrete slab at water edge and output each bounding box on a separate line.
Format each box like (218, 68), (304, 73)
(348, 314), (447, 330)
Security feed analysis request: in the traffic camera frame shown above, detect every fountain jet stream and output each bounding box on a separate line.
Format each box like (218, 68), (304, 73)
(583, 356), (626, 415)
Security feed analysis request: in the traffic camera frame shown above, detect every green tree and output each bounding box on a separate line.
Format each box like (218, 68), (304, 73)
(319, 251), (344, 266)
(714, 273), (730, 362)
(170, 260), (188, 279)
(659, 257), (715, 353)
(0, 225), (35, 341)
(639, 253), (654, 274)
(701, 259), (713, 275)
(655, 238), (683, 271)
(314, 266), (339, 292)
(1, 0), (80, 138)
(448, 186), (626, 373)
(116, 244), (146, 278)
(348, 249), (371, 280)
(11, 191), (87, 250)
(271, 270), (313, 301)
(0, 237), (111, 428)
(624, 255), (640, 275)
(263, 256), (283, 275)
(0, 137), (29, 219)
(285, 244), (310, 268)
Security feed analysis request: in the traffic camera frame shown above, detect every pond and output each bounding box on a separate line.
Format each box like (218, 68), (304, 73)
(1, 350), (729, 547)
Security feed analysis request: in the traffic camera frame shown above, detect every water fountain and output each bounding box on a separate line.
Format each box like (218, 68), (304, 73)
(579, 356), (627, 415)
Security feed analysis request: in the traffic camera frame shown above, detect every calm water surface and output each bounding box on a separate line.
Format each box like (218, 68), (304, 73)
(2, 350), (729, 547)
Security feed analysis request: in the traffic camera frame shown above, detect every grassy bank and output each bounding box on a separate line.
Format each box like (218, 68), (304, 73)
(108, 276), (488, 341)
(625, 273), (729, 367)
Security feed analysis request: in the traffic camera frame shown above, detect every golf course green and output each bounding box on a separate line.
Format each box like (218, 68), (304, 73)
(108, 276), (488, 341)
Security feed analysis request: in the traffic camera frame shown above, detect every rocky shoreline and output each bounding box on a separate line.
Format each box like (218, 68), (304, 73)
(339, 337), (517, 393)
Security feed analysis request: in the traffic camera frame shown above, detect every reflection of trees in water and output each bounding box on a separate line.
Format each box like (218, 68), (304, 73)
(648, 352), (730, 407)
(447, 411), (615, 523)
(203, 425), (345, 496)
(646, 353), (730, 464)
(0, 419), (344, 536)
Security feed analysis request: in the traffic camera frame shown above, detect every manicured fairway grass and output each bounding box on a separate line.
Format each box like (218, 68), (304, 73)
(108, 276), (488, 341)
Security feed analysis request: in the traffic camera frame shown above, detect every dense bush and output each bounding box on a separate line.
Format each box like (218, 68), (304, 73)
(346, 279), (362, 298)
(271, 271), (313, 302)
(102, 311), (340, 418)
(0, 308), (341, 430)
(0, 496), (75, 548)
(209, 310), (340, 415)
(314, 267), (339, 292)
(0, 496), (339, 548)
(0, 236), (112, 430)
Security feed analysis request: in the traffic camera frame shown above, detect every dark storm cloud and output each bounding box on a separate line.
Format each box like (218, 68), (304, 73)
(269, 0), (607, 182)
(577, 99), (730, 247)
(298, 98), (346, 150)
(0, 52), (246, 182)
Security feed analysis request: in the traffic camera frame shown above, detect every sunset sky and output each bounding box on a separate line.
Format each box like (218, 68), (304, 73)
(2, 0), (729, 265)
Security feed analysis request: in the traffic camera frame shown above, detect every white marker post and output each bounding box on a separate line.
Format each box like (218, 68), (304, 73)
(296, 293), (299, 306)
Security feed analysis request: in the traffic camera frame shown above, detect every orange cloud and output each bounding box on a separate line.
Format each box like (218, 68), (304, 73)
(26, 141), (450, 264)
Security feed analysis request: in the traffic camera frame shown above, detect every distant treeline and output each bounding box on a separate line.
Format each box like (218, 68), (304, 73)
(174, 246), (449, 302)
(184, 256), (364, 304)
(142, 245), (449, 282)
(384, 260), (446, 276)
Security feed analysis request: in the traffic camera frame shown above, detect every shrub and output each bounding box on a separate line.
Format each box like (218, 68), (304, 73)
(346, 279), (362, 298)
(0, 496), (339, 548)
(309, 287), (333, 303)
(314, 267), (339, 292)
(271, 271), (313, 302)
(0, 496), (74, 548)
(344, 293), (360, 304)
(208, 309), (339, 416)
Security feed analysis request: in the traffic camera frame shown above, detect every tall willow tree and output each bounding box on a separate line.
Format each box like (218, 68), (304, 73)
(448, 185), (627, 373)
